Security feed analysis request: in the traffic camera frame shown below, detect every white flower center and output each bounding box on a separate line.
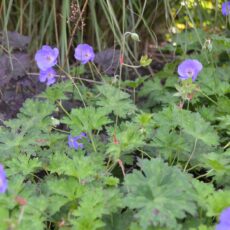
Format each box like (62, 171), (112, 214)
(46, 55), (52, 62)
(47, 73), (53, 79)
(186, 68), (194, 78)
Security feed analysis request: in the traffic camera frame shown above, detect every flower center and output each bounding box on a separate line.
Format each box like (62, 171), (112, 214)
(186, 68), (194, 78)
(46, 55), (52, 62)
(47, 73), (54, 79)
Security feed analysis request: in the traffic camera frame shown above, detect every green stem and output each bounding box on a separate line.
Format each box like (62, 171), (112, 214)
(57, 65), (86, 107)
(196, 169), (214, 179)
(57, 100), (71, 118)
(199, 90), (218, 105)
(184, 138), (198, 172)
(88, 132), (97, 153)
(224, 141), (230, 149)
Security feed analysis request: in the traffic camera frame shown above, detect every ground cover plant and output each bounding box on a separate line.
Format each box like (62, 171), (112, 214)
(0, 0), (230, 229)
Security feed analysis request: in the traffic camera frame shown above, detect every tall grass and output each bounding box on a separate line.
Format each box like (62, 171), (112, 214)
(0, 0), (224, 69)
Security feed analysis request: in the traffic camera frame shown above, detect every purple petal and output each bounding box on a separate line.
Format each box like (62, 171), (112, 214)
(219, 207), (230, 225)
(46, 77), (56, 86)
(38, 68), (57, 86)
(35, 45), (59, 70)
(216, 223), (230, 230)
(0, 164), (7, 193)
(222, 2), (230, 16)
(39, 70), (47, 82)
(74, 44), (95, 65)
(177, 59), (203, 81)
(68, 133), (86, 150)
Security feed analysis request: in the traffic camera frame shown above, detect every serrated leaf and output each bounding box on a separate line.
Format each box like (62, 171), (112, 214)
(124, 158), (197, 229)
(96, 84), (136, 118)
(174, 108), (219, 146)
(206, 190), (230, 217)
(62, 106), (112, 133)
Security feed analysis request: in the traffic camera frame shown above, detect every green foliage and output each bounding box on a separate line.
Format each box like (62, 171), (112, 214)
(106, 122), (146, 160)
(62, 106), (112, 134)
(124, 158), (197, 229)
(1, 3), (230, 229)
(206, 190), (230, 217)
(140, 55), (152, 67)
(96, 84), (136, 118)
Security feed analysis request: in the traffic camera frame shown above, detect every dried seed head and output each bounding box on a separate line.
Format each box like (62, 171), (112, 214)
(68, 1), (85, 30)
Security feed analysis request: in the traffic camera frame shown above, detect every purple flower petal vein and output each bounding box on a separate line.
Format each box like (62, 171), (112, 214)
(222, 2), (230, 16)
(216, 207), (230, 230)
(35, 45), (59, 71)
(39, 68), (57, 86)
(68, 133), (87, 150)
(177, 59), (203, 81)
(0, 164), (7, 194)
(74, 44), (95, 64)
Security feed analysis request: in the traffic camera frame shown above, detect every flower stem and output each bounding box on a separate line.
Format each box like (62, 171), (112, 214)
(184, 138), (198, 172)
(199, 90), (218, 105)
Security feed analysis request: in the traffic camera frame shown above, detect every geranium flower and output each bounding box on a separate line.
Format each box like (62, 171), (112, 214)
(35, 45), (59, 70)
(177, 59), (203, 81)
(0, 164), (7, 193)
(39, 68), (57, 86)
(68, 133), (87, 150)
(74, 44), (95, 64)
(222, 1), (230, 16)
(216, 207), (230, 230)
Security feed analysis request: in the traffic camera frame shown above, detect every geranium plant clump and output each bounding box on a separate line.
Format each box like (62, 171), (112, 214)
(0, 3), (230, 230)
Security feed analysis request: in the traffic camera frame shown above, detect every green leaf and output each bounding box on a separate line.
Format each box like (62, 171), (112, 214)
(41, 81), (73, 102)
(206, 190), (230, 217)
(106, 122), (145, 159)
(124, 158), (197, 229)
(202, 150), (230, 186)
(192, 179), (215, 210)
(62, 106), (112, 133)
(174, 108), (219, 146)
(138, 78), (178, 108)
(70, 188), (122, 230)
(96, 84), (136, 118)
(6, 154), (41, 176)
(151, 127), (188, 159)
(46, 176), (85, 200)
(140, 55), (152, 67)
(103, 210), (134, 230)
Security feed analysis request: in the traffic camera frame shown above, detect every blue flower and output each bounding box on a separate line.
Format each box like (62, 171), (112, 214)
(216, 207), (230, 230)
(35, 45), (59, 71)
(39, 68), (57, 86)
(222, 2), (230, 16)
(74, 44), (95, 64)
(0, 164), (7, 193)
(177, 59), (203, 81)
(68, 133), (87, 150)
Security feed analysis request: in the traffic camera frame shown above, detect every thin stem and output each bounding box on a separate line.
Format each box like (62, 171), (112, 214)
(196, 169), (214, 180)
(18, 206), (25, 225)
(56, 100), (71, 118)
(122, 63), (141, 68)
(57, 65), (86, 107)
(199, 90), (218, 105)
(184, 138), (198, 172)
(51, 127), (70, 134)
(224, 141), (230, 149)
(88, 132), (97, 153)
(137, 148), (151, 159)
